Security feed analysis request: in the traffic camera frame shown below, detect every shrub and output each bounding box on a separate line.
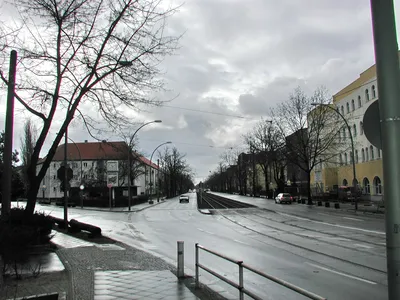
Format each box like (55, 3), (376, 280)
(0, 208), (54, 278)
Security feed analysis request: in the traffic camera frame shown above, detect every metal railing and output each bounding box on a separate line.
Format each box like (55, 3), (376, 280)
(195, 243), (327, 300)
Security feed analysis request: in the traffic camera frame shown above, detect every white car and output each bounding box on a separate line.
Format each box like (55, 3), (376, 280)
(179, 195), (189, 203)
(275, 193), (293, 204)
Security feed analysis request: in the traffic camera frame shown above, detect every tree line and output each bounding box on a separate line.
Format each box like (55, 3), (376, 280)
(204, 87), (347, 204)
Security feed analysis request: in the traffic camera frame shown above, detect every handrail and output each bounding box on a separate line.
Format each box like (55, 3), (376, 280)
(195, 243), (327, 300)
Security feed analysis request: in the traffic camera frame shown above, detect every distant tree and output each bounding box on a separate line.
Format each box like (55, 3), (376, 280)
(272, 87), (343, 204)
(0, 0), (180, 217)
(20, 119), (37, 196)
(245, 119), (286, 197)
(158, 147), (193, 197)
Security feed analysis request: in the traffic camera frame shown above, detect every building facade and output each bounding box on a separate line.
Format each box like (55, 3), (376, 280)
(311, 61), (387, 201)
(36, 140), (159, 201)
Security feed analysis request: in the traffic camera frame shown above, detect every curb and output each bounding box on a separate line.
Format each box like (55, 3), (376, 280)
(71, 200), (166, 213)
(197, 209), (211, 215)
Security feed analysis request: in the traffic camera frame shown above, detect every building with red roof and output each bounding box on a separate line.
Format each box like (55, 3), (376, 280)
(37, 140), (159, 202)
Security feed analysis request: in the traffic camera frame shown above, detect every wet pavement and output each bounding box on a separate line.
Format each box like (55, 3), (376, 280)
(94, 270), (199, 300)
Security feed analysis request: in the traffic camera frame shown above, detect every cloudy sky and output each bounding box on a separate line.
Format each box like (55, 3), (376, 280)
(1, 0), (400, 184)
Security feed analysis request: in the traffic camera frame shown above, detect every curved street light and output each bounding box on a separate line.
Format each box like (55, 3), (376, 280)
(127, 120), (162, 210)
(149, 141), (172, 201)
(311, 102), (358, 211)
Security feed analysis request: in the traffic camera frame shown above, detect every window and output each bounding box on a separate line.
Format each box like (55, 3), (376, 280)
(341, 106), (344, 116)
(365, 89), (370, 101)
(53, 175), (56, 180)
(362, 149), (365, 162)
(342, 127), (346, 140)
(353, 124), (357, 137)
(353, 178), (359, 188)
(84, 162), (88, 167)
(373, 176), (382, 195)
(351, 99), (355, 111)
(346, 102), (350, 114)
(370, 146), (374, 160)
(345, 153), (348, 165)
(360, 121), (364, 135)
(339, 154), (342, 165)
(378, 148), (381, 159)
(363, 177), (370, 194)
(358, 96), (362, 108)
(53, 187), (56, 192)
(355, 150), (359, 163)
(372, 85), (376, 98)
(365, 147), (369, 161)
(343, 179), (348, 186)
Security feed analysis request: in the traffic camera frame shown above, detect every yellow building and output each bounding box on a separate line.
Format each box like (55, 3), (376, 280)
(311, 59), (389, 201)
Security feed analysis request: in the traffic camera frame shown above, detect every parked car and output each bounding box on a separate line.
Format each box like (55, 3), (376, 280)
(179, 195), (189, 203)
(275, 193), (293, 204)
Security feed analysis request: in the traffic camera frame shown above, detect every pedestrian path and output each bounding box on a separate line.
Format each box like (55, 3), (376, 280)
(94, 270), (199, 300)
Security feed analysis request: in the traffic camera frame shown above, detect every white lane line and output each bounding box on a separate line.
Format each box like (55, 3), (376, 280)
(354, 243), (373, 249)
(305, 263), (377, 285)
(278, 212), (384, 235)
(233, 239), (247, 245)
(343, 217), (363, 222)
(197, 228), (214, 235)
(317, 213), (331, 216)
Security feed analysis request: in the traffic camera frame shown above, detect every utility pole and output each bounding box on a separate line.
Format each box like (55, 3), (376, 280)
(1, 50), (17, 217)
(370, 0), (400, 299)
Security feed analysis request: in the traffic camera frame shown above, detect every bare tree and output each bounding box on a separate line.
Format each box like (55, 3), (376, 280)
(0, 0), (180, 217)
(245, 119), (283, 197)
(158, 147), (193, 197)
(272, 87), (343, 204)
(20, 119), (37, 195)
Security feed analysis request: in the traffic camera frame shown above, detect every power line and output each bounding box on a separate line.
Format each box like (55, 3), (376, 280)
(159, 104), (255, 120)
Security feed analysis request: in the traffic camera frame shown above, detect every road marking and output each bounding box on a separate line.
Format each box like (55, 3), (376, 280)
(305, 263), (377, 285)
(278, 213), (384, 235)
(317, 213), (330, 216)
(354, 243), (373, 249)
(197, 228), (214, 235)
(233, 239), (247, 245)
(343, 217), (363, 222)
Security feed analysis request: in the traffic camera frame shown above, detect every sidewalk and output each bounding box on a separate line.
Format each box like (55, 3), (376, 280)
(75, 198), (167, 212)
(1, 230), (227, 300)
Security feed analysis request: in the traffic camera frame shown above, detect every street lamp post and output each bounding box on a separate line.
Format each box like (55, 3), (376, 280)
(127, 120), (162, 211)
(311, 102), (358, 211)
(149, 141), (172, 202)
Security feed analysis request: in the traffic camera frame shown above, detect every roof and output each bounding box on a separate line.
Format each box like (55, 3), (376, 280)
(333, 51), (400, 103)
(39, 141), (158, 169)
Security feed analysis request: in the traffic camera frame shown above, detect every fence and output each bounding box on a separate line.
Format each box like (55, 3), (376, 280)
(195, 243), (327, 300)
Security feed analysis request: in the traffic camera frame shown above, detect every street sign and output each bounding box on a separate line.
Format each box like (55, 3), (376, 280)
(363, 100), (382, 149)
(57, 166), (73, 181)
(42, 185), (46, 191)
(107, 183), (113, 189)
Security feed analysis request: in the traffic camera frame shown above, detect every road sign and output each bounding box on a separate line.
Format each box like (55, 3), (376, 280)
(57, 166), (73, 181)
(107, 183), (113, 189)
(363, 100), (382, 149)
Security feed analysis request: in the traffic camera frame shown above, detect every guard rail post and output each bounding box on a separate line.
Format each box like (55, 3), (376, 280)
(195, 243), (199, 288)
(177, 241), (184, 278)
(239, 261), (244, 300)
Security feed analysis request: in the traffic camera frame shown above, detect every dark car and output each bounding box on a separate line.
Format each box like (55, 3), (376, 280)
(179, 195), (189, 203)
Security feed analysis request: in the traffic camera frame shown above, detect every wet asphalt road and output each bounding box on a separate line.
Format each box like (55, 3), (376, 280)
(33, 193), (388, 300)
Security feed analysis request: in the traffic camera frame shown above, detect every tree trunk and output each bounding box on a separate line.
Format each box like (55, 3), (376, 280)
(264, 172), (269, 199)
(24, 178), (40, 218)
(307, 171), (313, 205)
